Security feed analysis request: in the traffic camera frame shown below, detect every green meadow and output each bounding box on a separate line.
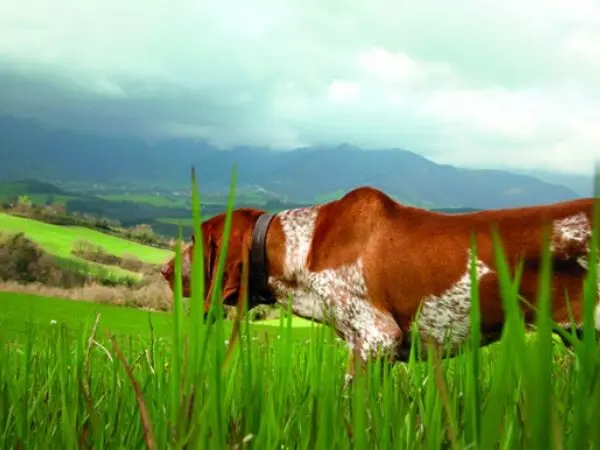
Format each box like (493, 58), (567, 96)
(0, 291), (315, 343)
(0, 167), (599, 448)
(0, 212), (172, 272)
(0, 212), (174, 284)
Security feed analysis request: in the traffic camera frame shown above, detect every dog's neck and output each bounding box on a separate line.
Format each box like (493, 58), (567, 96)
(248, 212), (278, 304)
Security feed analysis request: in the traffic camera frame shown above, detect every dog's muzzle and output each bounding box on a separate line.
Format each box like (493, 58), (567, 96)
(160, 264), (171, 278)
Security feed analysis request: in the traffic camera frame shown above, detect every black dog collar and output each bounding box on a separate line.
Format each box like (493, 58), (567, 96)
(249, 212), (277, 304)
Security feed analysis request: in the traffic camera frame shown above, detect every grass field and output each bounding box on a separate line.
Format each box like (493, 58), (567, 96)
(0, 213), (172, 265)
(0, 212), (173, 281)
(1, 252), (598, 448)
(0, 291), (315, 343)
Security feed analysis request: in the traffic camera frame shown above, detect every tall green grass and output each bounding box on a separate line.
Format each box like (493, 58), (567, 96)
(0, 165), (598, 448)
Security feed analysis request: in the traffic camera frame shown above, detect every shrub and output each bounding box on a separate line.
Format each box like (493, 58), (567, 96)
(0, 279), (174, 311)
(123, 223), (163, 247)
(71, 239), (156, 274)
(0, 232), (57, 284)
(120, 253), (145, 272)
(247, 304), (280, 321)
(72, 240), (121, 266)
(0, 232), (136, 289)
(0, 254), (172, 311)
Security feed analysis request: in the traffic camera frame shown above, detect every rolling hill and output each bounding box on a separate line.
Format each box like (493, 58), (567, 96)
(0, 213), (173, 279)
(0, 179), (76, 206)
(0, 115), (586, 210)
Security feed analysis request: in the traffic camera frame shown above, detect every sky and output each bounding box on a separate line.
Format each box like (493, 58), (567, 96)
(1, 0), (599, 176)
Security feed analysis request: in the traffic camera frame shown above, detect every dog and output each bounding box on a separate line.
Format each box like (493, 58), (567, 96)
(161, 186), (600, 381)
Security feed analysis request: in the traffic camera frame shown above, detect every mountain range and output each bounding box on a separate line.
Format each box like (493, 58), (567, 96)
(0, 115), (592, 210)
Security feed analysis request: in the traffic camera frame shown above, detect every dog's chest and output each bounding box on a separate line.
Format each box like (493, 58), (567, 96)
(269, 282), (327, 320)
(267, 205), (325, 320)
(276, 205), (321, 280)
(269, 261), (368, 322)
(268, 206), (368, 322)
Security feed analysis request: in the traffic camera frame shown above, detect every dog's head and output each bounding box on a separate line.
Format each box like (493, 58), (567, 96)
(160, 208), (265, 314)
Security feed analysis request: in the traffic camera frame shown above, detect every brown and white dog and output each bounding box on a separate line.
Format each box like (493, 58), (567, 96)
(161, 186), (600, 379)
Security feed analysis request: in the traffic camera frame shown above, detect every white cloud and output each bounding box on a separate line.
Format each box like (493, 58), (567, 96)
(564, 29), (600, 59)
(418, 88), (546, 140)
(0, 0), (599, 175)
(327, 80), (361, 103)
(358, 47), (454, 88)
(359, 48), (420, 85)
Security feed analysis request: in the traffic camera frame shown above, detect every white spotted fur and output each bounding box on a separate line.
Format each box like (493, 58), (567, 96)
(552, 212), (592, 269)
(182, 245), (192, 278)
(551, 213), (600, 316)
(416, 250), (493, 350)
(553, 212), (590, 245)
(269, 206), (401, 361)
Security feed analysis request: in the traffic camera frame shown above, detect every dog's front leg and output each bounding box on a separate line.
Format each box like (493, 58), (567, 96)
(342, 326), (403, 392)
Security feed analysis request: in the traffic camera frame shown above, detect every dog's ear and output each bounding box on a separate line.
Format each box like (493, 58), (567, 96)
(204, 223), (253, 312)
(220, 226), (253, 302)
(203, 224), (220, 311)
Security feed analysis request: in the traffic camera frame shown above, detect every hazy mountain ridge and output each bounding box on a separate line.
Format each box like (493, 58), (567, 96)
(508, 169), (595, 197)
(0, 115), (586, 209)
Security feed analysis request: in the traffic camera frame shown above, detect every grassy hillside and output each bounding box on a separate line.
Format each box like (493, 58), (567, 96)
(0, 180), (75, 205)
(0, 213), (173, 283)
(0, 213), (172, 264)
